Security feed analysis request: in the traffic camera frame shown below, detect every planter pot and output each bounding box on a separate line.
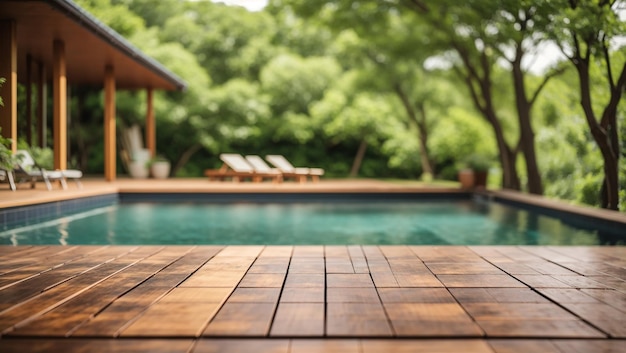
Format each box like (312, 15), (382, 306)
(458, 169), (474, 190)
(128, 161), (149, 178)
(151, 161), (170, 179)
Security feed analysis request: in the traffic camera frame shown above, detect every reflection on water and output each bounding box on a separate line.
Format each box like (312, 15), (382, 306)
(1, 201), (623, 246)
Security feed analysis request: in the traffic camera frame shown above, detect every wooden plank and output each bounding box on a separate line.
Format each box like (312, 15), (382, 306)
(387, 259), (430, 275)
(512, 275), (573, 288)
(462, 303), (579, 321)
(326, 303), (392, 337)
(292, 246), (324, 257)
(347, 246), (369, 274)
(71, 285), (174, 337)
(324, 246), (349, 257)
(284, 274), (324, 288)
(437, 275), (527, 288)
(362, 339), (494, 353)
(537, 288), (603, 304)
(476, 320), (604, 338)
(366, 259), (399, 288)
(180, 271), (245, 288)
(203, 303), (275, 336)
(259, 246), (292, 258)
(384, 303), (482, 336)
(227, 288), (280, 303)
(552, 339), (626, 353)
(449, 288), (549, 304)
(426, 262), (504, 275)
(380, 246), (417, 260)
(550, 275), (609, 289)
(325, 258), (354, 274)
(159, 288), (233, 303)
(394, 274), (443, 287)
(279, 288), (324, 303)
(288, 258), (324, 274)
(327, 287), (379, 303)
(487, 340), (562, 353)
(121, 302), (222, 337)
(0, 338), (193, 353)
(560, 302), (626, 337)
(581, 289), (626, 312)
(377, 288), (455, 304)
(326, 274), (373, 288)
(290, 339), (360, 353)
(213, 246), (263, 258)
(248, 257), (290, 274)
(193, 339), (289, 353)
(269, 303), (324, 336)
(238, 273), (285, 288)
(0, 248), (158, 334)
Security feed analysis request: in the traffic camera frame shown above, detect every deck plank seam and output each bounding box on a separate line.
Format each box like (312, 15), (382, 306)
(0, 246), (163, 336)
(476, 251), (611, 339)
(113, 246), (224, 338)
(66, 246), (197, 337)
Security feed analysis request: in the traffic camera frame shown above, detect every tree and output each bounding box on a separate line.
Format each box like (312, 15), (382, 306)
(547, 0), (626, 210)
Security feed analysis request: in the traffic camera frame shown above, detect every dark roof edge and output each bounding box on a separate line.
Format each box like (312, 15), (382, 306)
(50, 0), (187, 91)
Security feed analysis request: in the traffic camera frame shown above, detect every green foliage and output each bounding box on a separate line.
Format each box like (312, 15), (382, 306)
(0, 128), (15, 171)
(17, 140), (54, 170)
(0, 77), (5, 107)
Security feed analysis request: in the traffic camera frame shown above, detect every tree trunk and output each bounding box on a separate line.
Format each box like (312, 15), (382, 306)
(393, 84), (434, 177)
(172, 143), (202, 177)
(350, 139), (367, 177)
(416, 103), (434, 176)
(573, 54), (625, 210)
(511, 49), (543, 194)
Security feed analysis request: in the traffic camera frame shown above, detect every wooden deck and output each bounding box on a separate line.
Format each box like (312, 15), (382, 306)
(0, 245), (624, 352)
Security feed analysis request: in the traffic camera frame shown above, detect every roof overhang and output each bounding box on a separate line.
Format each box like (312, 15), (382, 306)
(0, 0), (187, 91)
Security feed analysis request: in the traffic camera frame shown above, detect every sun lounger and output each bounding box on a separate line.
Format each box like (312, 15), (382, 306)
(204, 153), (282, 183)
(13, 150), (67, 190)
(265, 155), (324, 182)
(0, 169), (16, 191)
(246, 155), (309, 183)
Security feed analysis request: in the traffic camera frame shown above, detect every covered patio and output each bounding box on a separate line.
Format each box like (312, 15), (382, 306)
(0, 0), (186, 181)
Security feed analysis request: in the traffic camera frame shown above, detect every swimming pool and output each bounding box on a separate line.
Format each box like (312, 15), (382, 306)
(1, 199), (622, 245)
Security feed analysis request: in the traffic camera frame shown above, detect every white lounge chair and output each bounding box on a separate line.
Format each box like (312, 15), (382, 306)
(204, 153), (282, 183)
(13, 150), (67, 190)
(265, 155), (324, 183)
(0, 169), (16, 191)
(246, 155), (309, 183)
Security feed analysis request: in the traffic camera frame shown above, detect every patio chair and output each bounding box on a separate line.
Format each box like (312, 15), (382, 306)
(13, 150), (67, 190)
(16, 150), (83, 189)
(266, 155), (324, 183)
(246, 155), (309, 183)
(0, 169), (16, 191)
(204, 153), (282, 183)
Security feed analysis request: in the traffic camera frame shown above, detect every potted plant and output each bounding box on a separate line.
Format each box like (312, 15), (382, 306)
(149, 155), (170, 179)
(464, 153), (491, 188)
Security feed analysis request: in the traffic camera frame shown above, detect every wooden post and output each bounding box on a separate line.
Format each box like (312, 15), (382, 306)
(37, 61), (47, 148)
(146, 87), (155, 157)
(0, 21), (17, 152)
(53, 39), (67, 170)
(26, 54), (33, 146)
(104, 65), (116, 181)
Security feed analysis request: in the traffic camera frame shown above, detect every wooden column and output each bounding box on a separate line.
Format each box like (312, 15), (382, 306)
(104, 65), (116, 181)
(145, 87), (155, 157)
(53, 39), (67, 170)
(37, 62), (47, 148)
(26, 54), (33, 145)
(0, 21), (17, 152)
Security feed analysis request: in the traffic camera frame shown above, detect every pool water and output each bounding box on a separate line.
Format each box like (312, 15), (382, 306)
(0, 201), (617, 245)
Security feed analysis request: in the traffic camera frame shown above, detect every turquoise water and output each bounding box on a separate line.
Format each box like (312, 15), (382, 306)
(0, 201), (616, 245)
